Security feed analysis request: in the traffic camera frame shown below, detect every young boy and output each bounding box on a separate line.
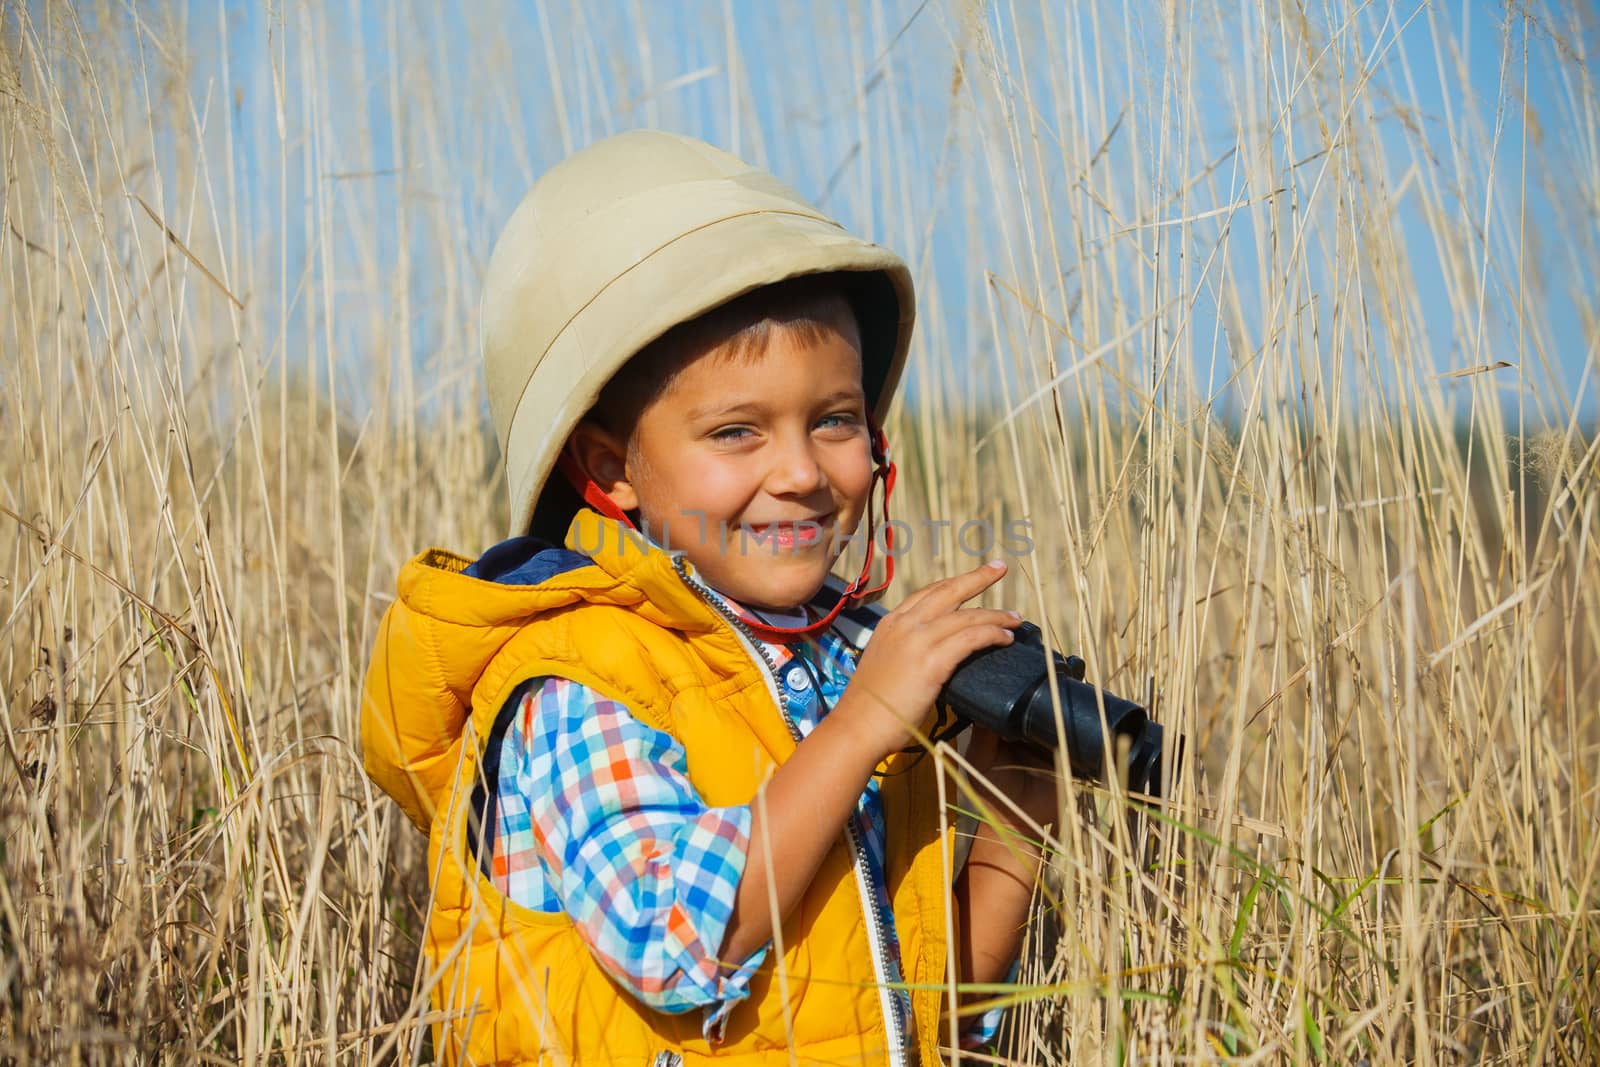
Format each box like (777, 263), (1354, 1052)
(361, 130), (1057, 1066)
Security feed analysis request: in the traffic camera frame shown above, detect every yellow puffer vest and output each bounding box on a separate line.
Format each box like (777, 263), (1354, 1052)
(361, 508), (960, 1066)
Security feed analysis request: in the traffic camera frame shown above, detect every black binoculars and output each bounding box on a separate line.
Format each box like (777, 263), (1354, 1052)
(816, 578), (1172, 797)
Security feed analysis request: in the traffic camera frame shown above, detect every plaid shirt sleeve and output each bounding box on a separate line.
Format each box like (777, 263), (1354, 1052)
(488, 677), (768, 1036)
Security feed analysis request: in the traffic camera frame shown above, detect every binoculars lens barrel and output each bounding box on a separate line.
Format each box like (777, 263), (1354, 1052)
(940, 622), (1168, 797)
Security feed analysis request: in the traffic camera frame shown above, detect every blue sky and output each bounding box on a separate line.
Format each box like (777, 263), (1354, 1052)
(140, 0), (1595, 428)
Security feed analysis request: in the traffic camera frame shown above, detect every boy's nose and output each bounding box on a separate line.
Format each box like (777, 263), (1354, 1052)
(764, 435), (828, 496)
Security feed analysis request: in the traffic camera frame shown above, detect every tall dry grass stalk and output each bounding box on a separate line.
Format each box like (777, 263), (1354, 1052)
(2, 1), (1595, 1063)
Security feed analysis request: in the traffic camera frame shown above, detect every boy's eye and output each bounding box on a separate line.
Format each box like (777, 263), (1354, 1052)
(709, 414), (859, 443)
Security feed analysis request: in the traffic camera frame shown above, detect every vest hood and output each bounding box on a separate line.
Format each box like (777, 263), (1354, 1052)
(360, 507), (735, 831)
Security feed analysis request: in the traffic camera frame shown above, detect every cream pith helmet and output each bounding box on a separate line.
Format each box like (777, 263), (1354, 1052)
(480, 129), (916, 539)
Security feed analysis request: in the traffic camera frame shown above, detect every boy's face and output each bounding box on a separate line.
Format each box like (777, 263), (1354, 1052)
(569, 320), (874, 612)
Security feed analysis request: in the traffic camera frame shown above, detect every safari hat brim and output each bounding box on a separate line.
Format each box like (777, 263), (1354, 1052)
(480, 130), (914, 539)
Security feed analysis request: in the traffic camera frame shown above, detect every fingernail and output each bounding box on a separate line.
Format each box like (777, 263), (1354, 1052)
(986, 559), (1006, 570)
(1008, 610), (1022, 620)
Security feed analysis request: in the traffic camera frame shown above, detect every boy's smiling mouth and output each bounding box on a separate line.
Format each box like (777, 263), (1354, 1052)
(743, 512), (834, 548)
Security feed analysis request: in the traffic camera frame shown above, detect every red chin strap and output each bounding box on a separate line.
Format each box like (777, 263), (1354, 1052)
(554, 419), (899, 645)
(555, 447), (638, 527)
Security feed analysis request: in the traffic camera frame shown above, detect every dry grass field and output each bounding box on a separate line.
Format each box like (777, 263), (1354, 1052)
(2, 1), (1597, 1063)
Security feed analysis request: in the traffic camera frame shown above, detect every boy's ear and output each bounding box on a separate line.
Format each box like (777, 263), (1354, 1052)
(564, 421), (641, 512)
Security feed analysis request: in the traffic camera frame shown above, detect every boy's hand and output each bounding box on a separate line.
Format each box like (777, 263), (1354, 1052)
(837, 559), (1022, 758)
(964, 724), (1060, 834)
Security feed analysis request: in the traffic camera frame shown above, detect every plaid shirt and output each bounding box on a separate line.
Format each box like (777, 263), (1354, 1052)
(482, 585), (1005, 1047)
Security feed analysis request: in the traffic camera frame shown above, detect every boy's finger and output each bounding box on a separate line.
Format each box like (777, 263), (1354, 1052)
(930, 619), (1018, 669)
(923, 607), (1022, 644)
(911, 560), (1009, 618)
(882, 560), (1007, 625)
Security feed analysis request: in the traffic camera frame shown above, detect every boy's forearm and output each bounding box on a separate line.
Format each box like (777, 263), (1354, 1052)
(955, 821), (1043, 999)
(956, 728), (1054, 1003)
(719, 702), (883, 966)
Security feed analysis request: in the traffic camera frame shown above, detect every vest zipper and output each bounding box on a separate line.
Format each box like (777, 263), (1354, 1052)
(671, 556), (912, 1067)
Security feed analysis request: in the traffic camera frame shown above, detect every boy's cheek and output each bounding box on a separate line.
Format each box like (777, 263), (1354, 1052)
(649, 508), (763, 555)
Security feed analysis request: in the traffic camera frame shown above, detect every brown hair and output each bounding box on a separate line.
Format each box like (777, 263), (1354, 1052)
(588, 273), (862, 444)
